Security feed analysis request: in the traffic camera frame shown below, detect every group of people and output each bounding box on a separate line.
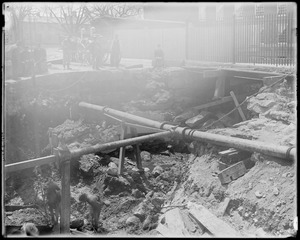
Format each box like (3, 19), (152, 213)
(61, 35), (121, 70)
(10, 41), (47, 79)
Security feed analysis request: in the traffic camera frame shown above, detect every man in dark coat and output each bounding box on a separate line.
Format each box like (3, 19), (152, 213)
(153, 44), (164, 68)
(110, 35), (121, 67)
(62, 36), (72, 70)
(34, 44), (47, 74)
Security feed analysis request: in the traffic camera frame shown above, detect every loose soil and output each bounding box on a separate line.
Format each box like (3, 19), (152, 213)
(4, 66), (297, 237)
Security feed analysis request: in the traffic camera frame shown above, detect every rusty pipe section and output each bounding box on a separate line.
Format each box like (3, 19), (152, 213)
(70, 130), (173, 159)
(79, 102), (296, 161)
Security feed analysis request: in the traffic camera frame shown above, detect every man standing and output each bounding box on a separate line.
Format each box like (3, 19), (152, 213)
(34, 44), (47, 74)
(62, 36), (72, 70)
(153, 44), (164, 68)
(110, 35), (121, 67)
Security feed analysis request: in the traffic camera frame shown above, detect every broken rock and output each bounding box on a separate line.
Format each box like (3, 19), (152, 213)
(132, 189), (144, 199)
(106, 167), (118, 177)
(140, 151), (152, 161)
(70, 218), (84, 229)
(126, 216), (141, 227)
(273, 187), (280, 196)
(152, 165), (164, 177)
(108, 162), (118, 169)
(255, 191), (263, 198)
(185, 111), (216, 129)
(174, 109), (198, 125)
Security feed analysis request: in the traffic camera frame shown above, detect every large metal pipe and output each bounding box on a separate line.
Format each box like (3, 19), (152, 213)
(70, 130), (173, 159)
(5, 131), (172, 173)
(79, 102), (296, 161)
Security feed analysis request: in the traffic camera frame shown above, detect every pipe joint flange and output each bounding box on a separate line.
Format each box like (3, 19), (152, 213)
(286, 146), (295, 160)
(159, 121), (171, 129)
(181, 127), (192, 139)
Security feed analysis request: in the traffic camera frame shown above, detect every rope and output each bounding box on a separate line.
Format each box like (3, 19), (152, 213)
(200, 72), (293, 131)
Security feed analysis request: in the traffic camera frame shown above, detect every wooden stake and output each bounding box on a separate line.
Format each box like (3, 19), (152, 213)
(118, 122), (127, 175)
(230, 91), (246, 121)
(130, 127), (142, 171)
(60, 160), (70, 234)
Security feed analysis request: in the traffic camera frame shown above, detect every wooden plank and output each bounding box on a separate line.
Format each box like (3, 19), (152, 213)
(263, 75), (283, 87)
(5, 205), (38, 211)
(192, 96), (233, 111)
(217, 197), (231, 216)
(130, 127), (142, 170)
(156, 223), (185, 237)
(218, 148), (238, 156)
(164, 208), (190, 236)
(118, 122), (127, 175)
(5, 155), (57, 173)
(187, 202), (240, 237)
(230, 91), (246, 121)
(218, 161), (246, 185)
(60, 160), (70, 234)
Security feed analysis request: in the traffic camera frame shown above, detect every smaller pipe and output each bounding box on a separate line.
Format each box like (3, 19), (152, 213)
(5, 155), (57, 173)
(70, 131), (173, 159)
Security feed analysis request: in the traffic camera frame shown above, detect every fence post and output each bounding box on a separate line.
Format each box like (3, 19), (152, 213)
(232, 14), (236, 64)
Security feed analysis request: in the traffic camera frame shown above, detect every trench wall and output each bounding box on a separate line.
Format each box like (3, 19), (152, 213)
(4, 68), (218, 164)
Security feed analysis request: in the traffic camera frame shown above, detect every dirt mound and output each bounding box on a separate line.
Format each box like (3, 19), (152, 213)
(168, 78), (296, 237)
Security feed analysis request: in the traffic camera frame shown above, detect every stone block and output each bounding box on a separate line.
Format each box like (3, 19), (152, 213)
(185, 111), (216, 128)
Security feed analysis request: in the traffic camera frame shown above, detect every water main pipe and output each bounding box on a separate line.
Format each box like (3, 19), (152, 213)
(79, 102), (296, 161)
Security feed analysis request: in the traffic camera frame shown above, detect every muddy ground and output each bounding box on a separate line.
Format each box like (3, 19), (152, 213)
(4, 66), (297, 237)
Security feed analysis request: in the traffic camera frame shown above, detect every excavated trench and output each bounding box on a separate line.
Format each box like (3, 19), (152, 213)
(4, 66), (296, 237)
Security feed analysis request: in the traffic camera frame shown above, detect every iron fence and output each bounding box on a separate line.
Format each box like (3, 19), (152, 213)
(188, 13), (296, 66)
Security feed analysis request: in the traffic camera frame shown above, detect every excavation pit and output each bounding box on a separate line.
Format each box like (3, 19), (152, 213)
(4, 65), (296, 237)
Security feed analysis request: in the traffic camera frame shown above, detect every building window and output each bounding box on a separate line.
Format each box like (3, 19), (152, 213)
(255, 4), (264, 16)
(277, 4), (287, 15)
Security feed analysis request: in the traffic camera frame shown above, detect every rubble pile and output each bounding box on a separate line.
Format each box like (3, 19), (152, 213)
(165, 78), (296, 237)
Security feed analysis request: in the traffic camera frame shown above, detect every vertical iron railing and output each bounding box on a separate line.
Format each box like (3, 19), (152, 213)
(188, 12), (296, 66)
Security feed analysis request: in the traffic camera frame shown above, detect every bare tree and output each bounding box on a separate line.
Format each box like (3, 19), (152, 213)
(5, 3), (34, 42)
(88, 3), (143, 19)
(46, 3), (91, 37)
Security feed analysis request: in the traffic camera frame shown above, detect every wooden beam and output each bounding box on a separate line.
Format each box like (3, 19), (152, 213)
(218, 161), (247, 185)
(60, 160), (70, 234)
(5, 205), (38, 211)
(130, 127), (142, 171)
(5, 155), (57, 173)
(218, 148), (238, 156)
(192, 96), (233, 111)
(118, 122), (127, 175)
(188, 202), (240, 237)
(230, 91), (247, 121)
